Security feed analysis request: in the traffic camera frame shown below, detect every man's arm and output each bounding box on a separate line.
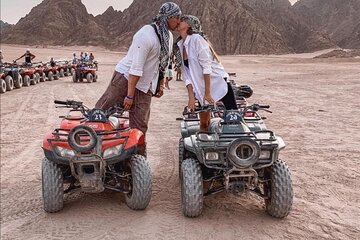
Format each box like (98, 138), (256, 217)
(31, 53), (36, 60)
(123, 74), (141, 110)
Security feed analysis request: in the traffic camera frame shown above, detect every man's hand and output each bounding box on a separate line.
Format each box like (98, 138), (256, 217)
(123, 96), (133, 110)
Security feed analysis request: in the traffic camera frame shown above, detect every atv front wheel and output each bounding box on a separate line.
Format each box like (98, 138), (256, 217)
(59, 69), (65, 77)
(0, 79), (7, 93)
(5, 76), (14, 91)
(23, 75), (30, 87)
(181, 158), (203, 217)
(125, 154), (152, 210)
(42, 157), (64, 213)
(14, 75), (23, 88)
(265, 159), (293, 218)
(86, 73), (93, 83)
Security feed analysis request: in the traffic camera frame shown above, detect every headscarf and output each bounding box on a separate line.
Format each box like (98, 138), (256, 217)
(173, 15), (208, 69)
(152, 2), (181, 73)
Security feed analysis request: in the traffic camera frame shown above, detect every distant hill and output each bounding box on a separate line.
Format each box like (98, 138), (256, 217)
(0, 20), (13, 34)
(1, 0), (359, 54)
(294, 0), (360, 49)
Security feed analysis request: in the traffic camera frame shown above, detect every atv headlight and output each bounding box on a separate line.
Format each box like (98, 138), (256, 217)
(54, 146), (75, 158)
(103, 144), (123, 159)
(227, 139), (260, 168)
(259, 150), (271, 160)
(205, 152), (219, 161)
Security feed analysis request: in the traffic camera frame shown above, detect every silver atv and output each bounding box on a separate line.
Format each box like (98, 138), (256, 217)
(178, 101), (293, 218)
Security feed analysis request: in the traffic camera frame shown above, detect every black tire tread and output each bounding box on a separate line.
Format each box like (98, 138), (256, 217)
(125, 154), (152, 210)
(266, 159), (293, 218)
(181, 158), (203, 217)
(42, 158), (64, 213)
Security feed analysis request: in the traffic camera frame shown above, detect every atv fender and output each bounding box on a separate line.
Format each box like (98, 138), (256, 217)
(124, 129), (145, 150)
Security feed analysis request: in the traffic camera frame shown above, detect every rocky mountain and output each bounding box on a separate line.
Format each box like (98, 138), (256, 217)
(294, 0), (360, 49)
(0, 20), (13, 34)
(2, 0), (108, 46)
(109, 0), (291, 54)
(2, 0), (359, 54)
(239, 0), (335, 52)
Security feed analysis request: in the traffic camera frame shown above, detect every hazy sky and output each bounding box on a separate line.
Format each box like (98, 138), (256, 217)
(0, 0), (134, 24)
(1, 0), (299, 25)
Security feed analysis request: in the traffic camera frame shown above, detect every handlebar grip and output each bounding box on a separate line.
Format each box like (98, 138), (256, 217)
(54, 100), (67, 105)
(259, 105), (270, 109)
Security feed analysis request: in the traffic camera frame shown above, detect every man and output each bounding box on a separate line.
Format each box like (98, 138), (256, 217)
(14, 48), (35, 65)
(95, 2), (181, 155)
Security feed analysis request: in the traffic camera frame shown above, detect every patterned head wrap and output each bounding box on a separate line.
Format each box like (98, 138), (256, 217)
(173, 15), (208, 69)
(153, 2), (182, 73)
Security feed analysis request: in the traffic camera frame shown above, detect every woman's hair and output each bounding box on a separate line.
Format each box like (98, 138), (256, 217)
(187, 27), (221, 63)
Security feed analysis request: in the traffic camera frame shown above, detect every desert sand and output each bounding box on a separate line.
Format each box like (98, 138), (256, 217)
(0, 44), (359, 240)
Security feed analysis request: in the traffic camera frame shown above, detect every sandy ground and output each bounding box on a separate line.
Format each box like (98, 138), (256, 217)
(1, 44), (359, 240)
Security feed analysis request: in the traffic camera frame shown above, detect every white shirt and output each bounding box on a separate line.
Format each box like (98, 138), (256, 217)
(115, 25), (173, 94)
(177, 34), (228, 103)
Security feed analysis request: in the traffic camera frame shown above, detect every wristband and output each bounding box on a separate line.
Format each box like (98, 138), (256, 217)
(126, 95), (134, 100)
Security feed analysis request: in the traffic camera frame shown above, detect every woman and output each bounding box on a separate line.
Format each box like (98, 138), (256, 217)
(174, 15), (237, 132)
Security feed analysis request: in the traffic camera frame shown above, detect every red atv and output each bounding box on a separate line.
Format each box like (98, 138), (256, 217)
(43, 63), (60, 81)
(72, 63), (97, 83)
(41, 100), (152, 213)
(33, 62), (47, 82)
(19, 66), (40, 86)
(56, 60), (71, 77)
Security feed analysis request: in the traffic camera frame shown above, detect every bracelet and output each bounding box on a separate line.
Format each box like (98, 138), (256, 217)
(126, 95), (134, 100)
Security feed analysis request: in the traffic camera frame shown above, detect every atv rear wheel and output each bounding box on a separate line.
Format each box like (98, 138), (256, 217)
(47, 72), (53, 81)
(125, 154), (152, 210)
(93, 74), (98, 82)
(265, 159), (293, 218)
(23, 75), (31, 87)
(35, 73), (41, 83)
(40, 72), (46, 82)
(72, 74), (78, 83)
(54, 71), (60, 80)
(59, 69), (65, 77)
(181, 158), (203, 217)
(5, 76), (14, 91)
(42, 157), (64, 213)
(0, 79), (7, 93)
(14, 75), (22, 88)
(86, 73), (93, 83)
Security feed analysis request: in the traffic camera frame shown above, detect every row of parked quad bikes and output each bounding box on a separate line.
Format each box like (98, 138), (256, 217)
(0, 60), (98, 94)
(41, 73), (293, 219)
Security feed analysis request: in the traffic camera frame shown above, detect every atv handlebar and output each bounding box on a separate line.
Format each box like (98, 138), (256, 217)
(54, 100), (125, 119)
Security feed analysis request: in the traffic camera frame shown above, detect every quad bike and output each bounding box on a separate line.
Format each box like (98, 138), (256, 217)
(56, 60), (71, 77)
(41, 100), (152, 213)
(1, 62), (23, 90)
(72, 63), (97, 83)
(33, 63), (47, 82)
(19, 66), (40, 86)
(178, 100), (293, 218)
(43, 63), (60, 81)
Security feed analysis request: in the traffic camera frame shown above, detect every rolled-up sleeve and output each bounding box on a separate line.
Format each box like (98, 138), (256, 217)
(129, 32), (151, 76)
(196, 37), (212, 75)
